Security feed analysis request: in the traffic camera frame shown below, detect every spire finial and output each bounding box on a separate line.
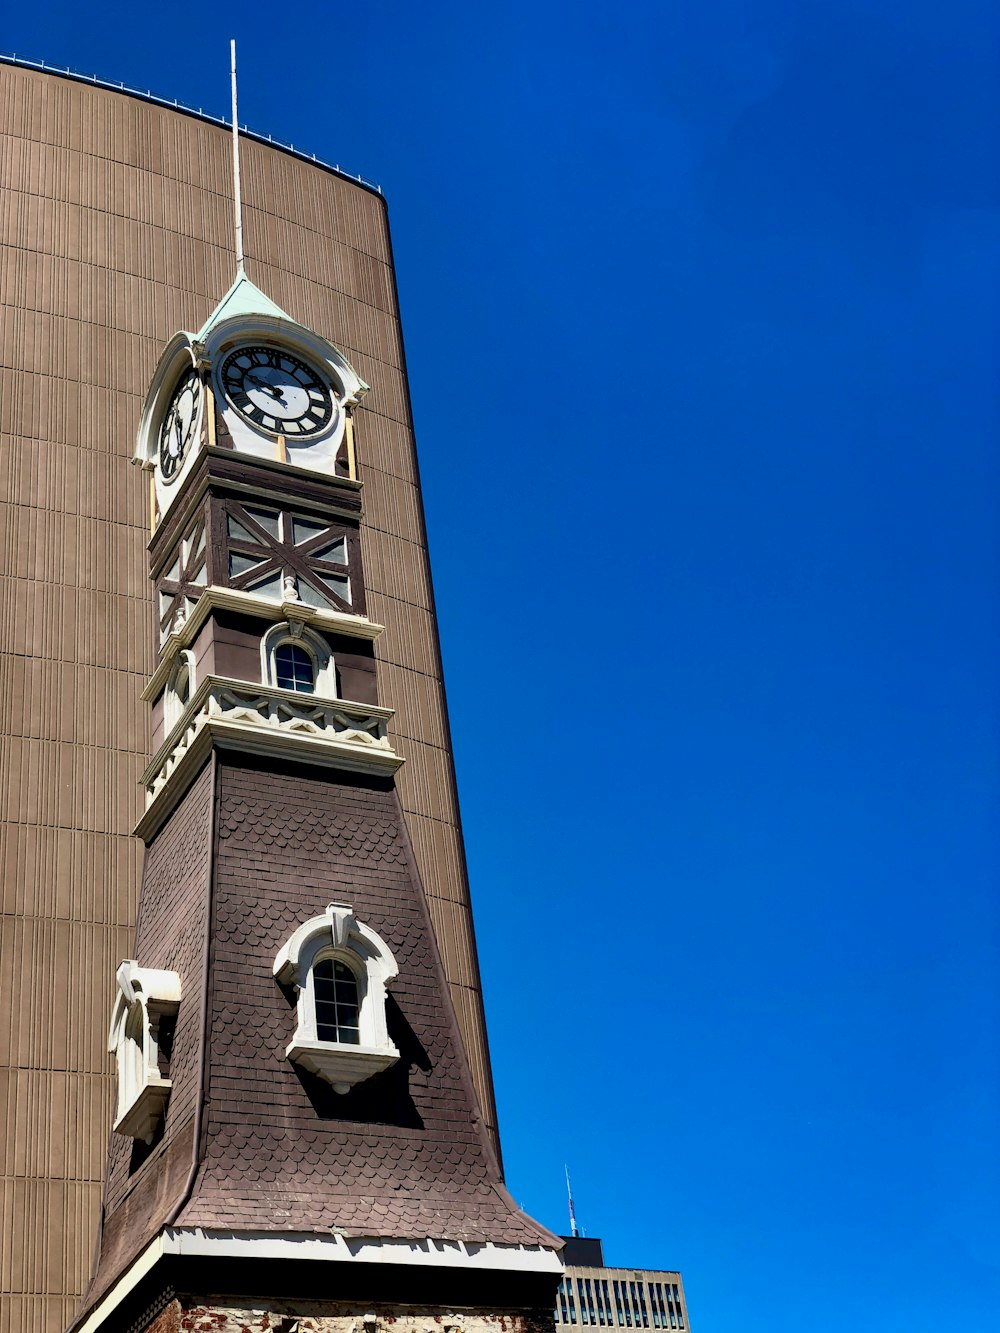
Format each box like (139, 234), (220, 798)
(565, 1164), (579, 1238)
(230, 39), (245, 275)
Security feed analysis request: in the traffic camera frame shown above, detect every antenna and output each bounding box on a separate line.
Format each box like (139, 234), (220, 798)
(565, 1165), (579, 1238)
(230, 39), (244, 274)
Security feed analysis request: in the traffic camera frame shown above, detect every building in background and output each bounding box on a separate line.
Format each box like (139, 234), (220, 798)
(556, 1239), (690, 1333)
(0, 55), (534, 1331)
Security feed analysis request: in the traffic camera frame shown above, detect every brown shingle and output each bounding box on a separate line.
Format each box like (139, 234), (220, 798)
(84, 752), (557, 1312)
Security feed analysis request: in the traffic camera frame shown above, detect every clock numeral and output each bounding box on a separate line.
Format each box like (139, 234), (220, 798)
(220, 346), (334, 439)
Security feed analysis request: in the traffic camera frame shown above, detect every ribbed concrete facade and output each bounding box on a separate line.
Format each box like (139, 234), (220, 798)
(0, 60), (497, 1330)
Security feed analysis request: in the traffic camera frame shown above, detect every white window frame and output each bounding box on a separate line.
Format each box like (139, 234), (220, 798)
(273, 902), (399, 1094)
(107, 960), (182, 1143)
(261, 620), (337, 698)
(163, 648), (196, 733)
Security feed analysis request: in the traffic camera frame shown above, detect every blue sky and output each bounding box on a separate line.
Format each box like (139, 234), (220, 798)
(6, 3), (999, 1329)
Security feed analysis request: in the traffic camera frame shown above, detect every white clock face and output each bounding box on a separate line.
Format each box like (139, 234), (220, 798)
(220, 346), (336, 438)
(158, 369), (202, 484)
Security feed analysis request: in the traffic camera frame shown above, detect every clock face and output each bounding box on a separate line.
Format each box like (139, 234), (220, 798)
(158, 369), (202, 483)
(219, 345), (336, 438)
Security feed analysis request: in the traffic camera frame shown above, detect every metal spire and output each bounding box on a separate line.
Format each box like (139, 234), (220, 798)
(566, 1165), (579, 1238)
(230, 39), (245, 274)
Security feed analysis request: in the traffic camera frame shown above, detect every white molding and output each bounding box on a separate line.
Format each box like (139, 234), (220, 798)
(286, 1039), (399, 1092)
(73, 1228), (562, 1331)
(261, 621), (338, 699)
(163, 1228), (564, 1272)
(134, 333), (200, 470)
(163, 648), (196, 732)
(107, 962), (182, 1144)
(144, 588), (384, 702)
(75, 1234), (167, 1333)
(134, 335), (207, 521)
(134, 677), (402, 843)
(275, 902), (400, 1094)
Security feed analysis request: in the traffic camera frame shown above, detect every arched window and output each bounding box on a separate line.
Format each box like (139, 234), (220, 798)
(274, 902), (399, 1094)
(175, 662), (191, 708)
(313, 958), (360, 1043)
(261, 621), (337, 699)
(274, 642), (315, 693)
(163, 648), (196, 733)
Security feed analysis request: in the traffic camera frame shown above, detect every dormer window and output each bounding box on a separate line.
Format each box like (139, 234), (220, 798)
(107, 961), (182, 1143)
(274, 903), (399, 1095)
(262, 621), (337, 698)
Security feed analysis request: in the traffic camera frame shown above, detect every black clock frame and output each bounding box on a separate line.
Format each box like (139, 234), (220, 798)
(219, 344), (335, 438)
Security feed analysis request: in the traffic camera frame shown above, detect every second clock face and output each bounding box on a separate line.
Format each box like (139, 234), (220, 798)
(159, 368), (202, 483)
(220, 346), (335, 438)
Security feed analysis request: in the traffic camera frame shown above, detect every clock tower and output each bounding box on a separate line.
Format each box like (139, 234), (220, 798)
(68, 258), (560, 1328)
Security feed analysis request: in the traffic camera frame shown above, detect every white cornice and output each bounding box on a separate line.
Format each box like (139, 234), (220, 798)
(165, 1227), (563, 1271)
(73, 1228), (561, 1333)
(145, 589), (384, 700)
(134, 676), (402, 843)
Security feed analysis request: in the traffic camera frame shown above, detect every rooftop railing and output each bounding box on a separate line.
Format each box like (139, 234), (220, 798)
(0, 50), (382, 196)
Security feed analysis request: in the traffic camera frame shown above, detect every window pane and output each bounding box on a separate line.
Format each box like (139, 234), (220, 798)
(243, 505), (281, 538)
(246, 571), (283, 600)
(274, 644), (314, 693)
(312, 958), (360, 1043)
(295, 579), (329, 609)
(292, 516), (328, 545)
(312, 537), (347, 564)
(227, 515), (261, 545)
(317, 573), (351, 604)
(229, 551), (265, 577)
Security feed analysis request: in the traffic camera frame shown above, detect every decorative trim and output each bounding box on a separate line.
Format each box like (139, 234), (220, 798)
(147, 445), (363, 575)
(164, 1228), (564, 1271)
(261, 621), (338, 699)
(275, 903), (400, 1095)
(107, 962), (182, 1144)
(72, 1228), (562, 1333)
(162, 649), (196, 732)
(134, 677), (402, 843)
(144, 587), (384, 701)
(285, 1039), (397, 1092)
(74, 1234), (168, 1333)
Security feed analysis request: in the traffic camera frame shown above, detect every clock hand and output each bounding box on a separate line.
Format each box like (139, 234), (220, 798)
(246, 372), (285, 400)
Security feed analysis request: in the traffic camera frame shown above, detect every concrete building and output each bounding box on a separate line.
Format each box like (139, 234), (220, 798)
(556, 1240), (690, 1333)
(0, 54), (554, 1331)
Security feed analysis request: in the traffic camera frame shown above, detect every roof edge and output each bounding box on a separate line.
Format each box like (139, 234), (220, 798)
(0, 52), (385, 201)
